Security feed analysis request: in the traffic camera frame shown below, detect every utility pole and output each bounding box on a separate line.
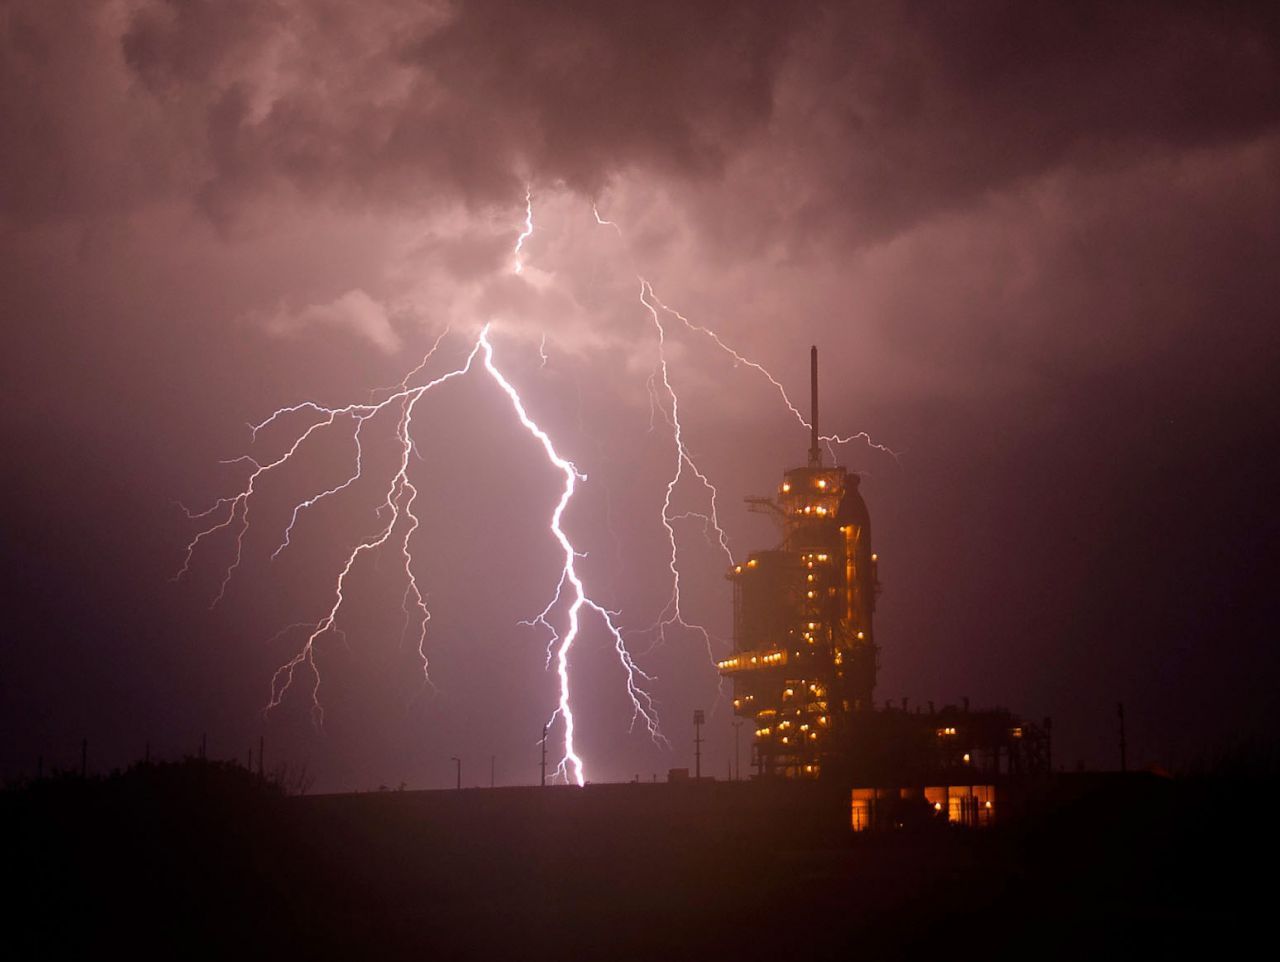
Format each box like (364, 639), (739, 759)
(540, 724), (548, 788)
(1117, 702), (1127, 773)
(450, 756), (461, 790)
(693, 709), (705, 780)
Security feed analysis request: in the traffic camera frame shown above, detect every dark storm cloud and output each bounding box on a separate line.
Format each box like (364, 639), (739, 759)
(1, 0), (797, 224)
(5, 1), (1276, 233)
(736, 0), (1280, 246)
(403, 0), (796, 193)
(0, 1), (158, 222)
(122, 0), (280, 91)
(113, 0), (800, 220)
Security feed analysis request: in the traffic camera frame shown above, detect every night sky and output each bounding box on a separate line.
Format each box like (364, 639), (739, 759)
(3, 0), (1278, 791)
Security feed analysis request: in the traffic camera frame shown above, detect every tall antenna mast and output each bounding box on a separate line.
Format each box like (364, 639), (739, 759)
(808, 345), (822, 468)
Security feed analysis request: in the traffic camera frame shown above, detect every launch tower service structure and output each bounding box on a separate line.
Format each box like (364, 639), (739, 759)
(719, 347), (880, 780)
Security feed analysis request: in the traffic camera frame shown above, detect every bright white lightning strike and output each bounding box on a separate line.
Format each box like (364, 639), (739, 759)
(177, 194), (674, 781)
(178, 324), (661, 777)
(479, 328), (662, 784)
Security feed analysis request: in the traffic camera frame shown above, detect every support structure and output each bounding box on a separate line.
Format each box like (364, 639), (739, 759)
(808, 345), (822, 469)
(721, 346), (879, 779)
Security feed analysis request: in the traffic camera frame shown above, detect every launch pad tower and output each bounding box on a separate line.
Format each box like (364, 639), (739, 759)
(719, 348), (879, 779)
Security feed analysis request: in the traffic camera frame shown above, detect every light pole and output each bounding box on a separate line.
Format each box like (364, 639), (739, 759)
(450, 756), (461, 790)
(693, 709), (705, 780)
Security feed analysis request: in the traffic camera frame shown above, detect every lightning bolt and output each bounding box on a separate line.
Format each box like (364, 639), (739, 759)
(264, 323), (450, 564)
(587, 199), (895, 461)
(180, 321), (661, 774)
(259, 341), (483, 723)
(508, 189), (663, 778)
(638, 278), (733, 668)
(642, 289), (899, 462)
(588, 202), (894, 687)
(513, 185), (534, 275)
(592, 203), (623, 237)
(178, 191), (894, 786)
(480, 328), (663, 784)
(175, 412), (346, 607)
(179, 191), (664, 783)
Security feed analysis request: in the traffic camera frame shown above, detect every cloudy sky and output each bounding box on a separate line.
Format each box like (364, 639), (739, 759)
(3, 0), (1278, 788)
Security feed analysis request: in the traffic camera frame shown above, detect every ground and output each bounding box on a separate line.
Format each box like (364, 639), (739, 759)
(4, 761), (1270, 960)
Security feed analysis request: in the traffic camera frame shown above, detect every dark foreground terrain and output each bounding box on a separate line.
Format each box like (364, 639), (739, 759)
(4, 760), (1272, 960)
